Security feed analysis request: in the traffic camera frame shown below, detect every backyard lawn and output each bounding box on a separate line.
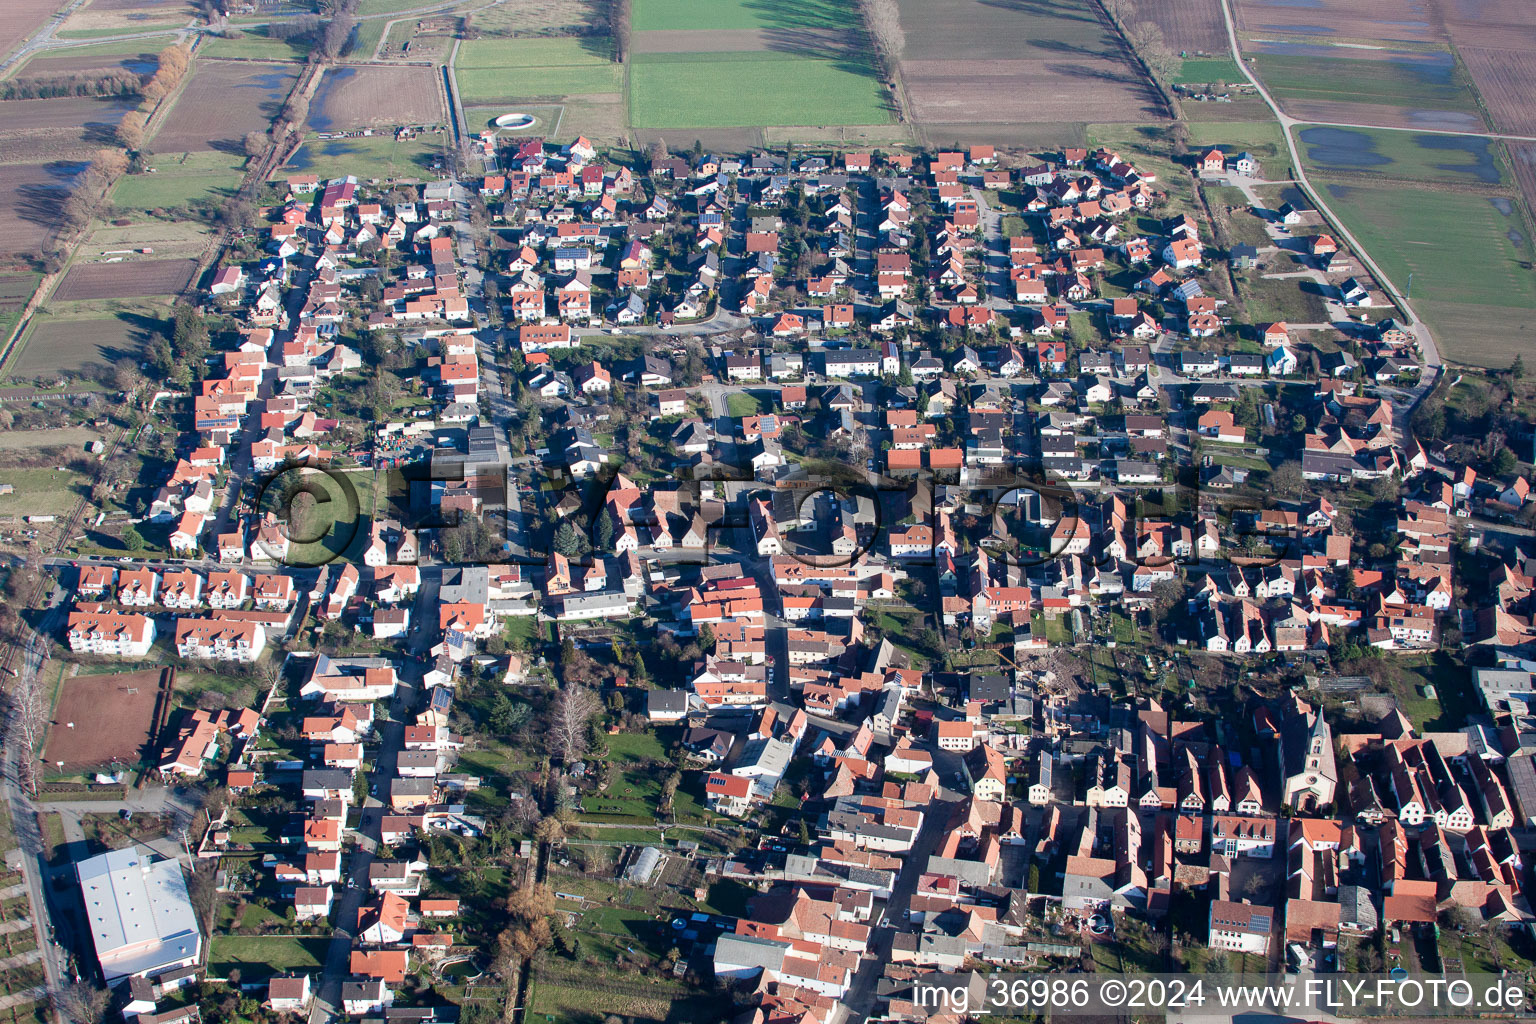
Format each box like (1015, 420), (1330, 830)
(207, 936), (329, 980)
(725, 391), (766, 418)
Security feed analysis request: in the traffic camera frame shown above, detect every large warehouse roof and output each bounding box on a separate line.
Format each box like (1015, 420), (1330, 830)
(77, 848), (201, 980)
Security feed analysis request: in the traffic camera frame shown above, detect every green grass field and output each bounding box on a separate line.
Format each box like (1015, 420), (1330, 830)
(283, 132), (446, 182)
(1249, 53), (1485, 117)
(630, 52), (890, 129)
(112, 151), (248, 212)
(1186, 120), (1287, 162)
(1319, 180), (1536, 366)
(1173, 57), (1243, 86)
(634, 0), (849, 32)
(0, 468), (90, 517)
(208, 936), (329, 980)
(454, 37), (620, 105)
(1296, 125), (1509, 186)
(725, 392), (767, 417)
(346, 18), (387, 59)
(198, 31), (312, 61)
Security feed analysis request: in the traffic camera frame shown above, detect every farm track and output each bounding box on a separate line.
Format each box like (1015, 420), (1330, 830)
(1219, 0), (1441, 373)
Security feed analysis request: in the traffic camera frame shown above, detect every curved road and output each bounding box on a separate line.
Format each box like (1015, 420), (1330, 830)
(1216, 0), (1442, 373)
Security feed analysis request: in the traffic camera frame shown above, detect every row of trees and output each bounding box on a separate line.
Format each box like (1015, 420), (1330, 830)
(610, 0), (632, 62)
(0, 70), (142, 100)
(56, 149), (131, 239)
(140, 43), (192, 105)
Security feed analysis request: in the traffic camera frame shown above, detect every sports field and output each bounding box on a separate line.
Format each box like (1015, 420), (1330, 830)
(454, 37), (620, 106)
(629, 51), (890, 129)
(1319, 181), (1536, 366)
(42, 669), (168, 773)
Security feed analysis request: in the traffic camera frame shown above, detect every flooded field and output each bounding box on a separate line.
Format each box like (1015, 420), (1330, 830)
(1299, 125), (1506, 184)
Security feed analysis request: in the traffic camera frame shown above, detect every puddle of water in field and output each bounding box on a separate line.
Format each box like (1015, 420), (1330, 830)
(121, 59), (157, 75)
(1385, 51), (1455, 83)
(1404, 109), (1486, 132)
(45, 161), (89, 183)
(1261, 22), (1334, 32)
(1487, 199), (1525, 245)
(305, 67), (357, 131)
(1299, 126), (1392, 169)
(1325, 183), (1356, 200)
(1418, 134), (1500, 183)
(236, 70), (295, 91)
(285, 139), (362, 172)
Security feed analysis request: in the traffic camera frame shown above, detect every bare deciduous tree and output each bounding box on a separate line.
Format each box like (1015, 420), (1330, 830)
(11, 633), (51, 796)
(548, 684), (599, 761)
(54, 981), (110, 1024)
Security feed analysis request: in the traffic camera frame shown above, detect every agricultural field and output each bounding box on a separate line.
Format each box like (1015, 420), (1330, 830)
(634, 0), (847, 32)
(1509, 143), (1536, 225)
(0, 93), (138, 162)
(1296, 126), (1509, 185)
(9, 309), (161, 378)
(0, 274), (40, 347)
(1318, 181), (1536, 366)
(15, 42), (162, 77)
(307, 65), (445, 131)
(629, 51), (891, 130)
(111, 149), (249, 212)
(1234, 0), (1438, 43)
(150, 60), (300, 153)
(1133, 0), (1229, 55)
(282, 130), (448, 183)
(0, 163), (78, 258)
(1246, 50), (1487, 131)
(41, 669), (168, 773)
(895, 0), (1164, 139)
(52, 259), (195, 301)
(625, 0), (890, 134)
(1457, 46), (1536, 135)
(462, 0), (606, 37)
(54, 0), (191, 37)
